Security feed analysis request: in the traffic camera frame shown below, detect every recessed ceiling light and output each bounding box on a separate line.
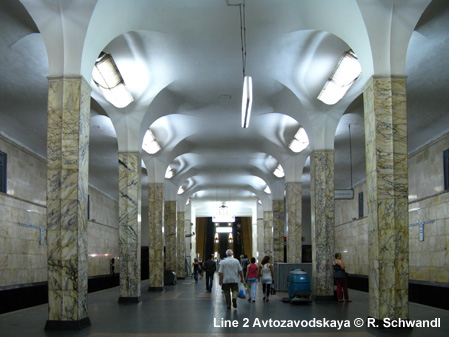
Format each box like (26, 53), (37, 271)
(317, 50), (361, 105)
(92, 53), (134, 108)
(289, 127), (309, 153)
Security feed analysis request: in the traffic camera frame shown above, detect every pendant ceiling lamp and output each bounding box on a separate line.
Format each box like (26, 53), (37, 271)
(228, 1), (252, 128)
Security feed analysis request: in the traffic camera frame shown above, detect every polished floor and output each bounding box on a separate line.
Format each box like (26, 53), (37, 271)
(0, 274), (447, 337)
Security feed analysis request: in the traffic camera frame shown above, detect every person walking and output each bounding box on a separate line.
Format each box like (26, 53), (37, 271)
(333, 253), (352, 302)
(258, 255), (274, 302)
(219, 249), (244, 309)
(192, 258), (201, 283)
(241, 254), (250, 281)
(246, 257), (258, 302)
(204, 255), (216, 292)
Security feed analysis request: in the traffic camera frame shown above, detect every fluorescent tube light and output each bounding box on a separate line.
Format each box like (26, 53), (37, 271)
(216, 227), (233, 233)
(264, 185), (271, 194)
(212, 214), (236, 223)
(241, 76), (253, 128)
(92, 53), (134, 108)
(317, 50), (361, 105)
(177, 186), (185, 195)
(142, 129), (161, 154)
(273, 163), (284, 178)
(289, 127), (309, 153)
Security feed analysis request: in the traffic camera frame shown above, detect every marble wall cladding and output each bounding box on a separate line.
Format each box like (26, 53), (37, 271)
(364, 76), (409, 320)
(263, 211), (273, 261)
(334, 218), (369, 275)
(87, 187), (119, 276)
(335, 183), (367, 225)
(0, 194), (46, 286)
(176, 211), (186, 278)
(335, 133), (449, 283)
(164, 201), (177, 271)
(310, 150), (335, 297)
(0, 135), (46, 205)
(334, 182), (369, 275)
(409, 199), (449, 283)
(148, 183), (164, 289)
(118, 152), (141, 299)
(0, 135), (121, 286)
(409, 132), (449, 200)
(272, 200), (285, 263)
(407, 132), (449, 283)
(286, 182), (302, 263)
(46, 76), (90, 321)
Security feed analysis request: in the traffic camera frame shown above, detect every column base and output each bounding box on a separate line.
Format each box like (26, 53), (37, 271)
(314, 295), (335, 301)
(118, 296), (141, 303)
(45, 317), (91, 330)
(367, 317), (414, 329)
(148, 286), (165, 291)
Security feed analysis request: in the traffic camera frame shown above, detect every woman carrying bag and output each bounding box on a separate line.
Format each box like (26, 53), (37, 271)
(258, 255), (274, 302)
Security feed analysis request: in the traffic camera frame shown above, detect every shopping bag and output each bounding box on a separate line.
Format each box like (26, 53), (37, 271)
(238, 281), (246, 298)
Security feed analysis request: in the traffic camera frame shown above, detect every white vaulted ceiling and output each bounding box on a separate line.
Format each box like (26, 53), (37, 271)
(1, 0), (449, 216)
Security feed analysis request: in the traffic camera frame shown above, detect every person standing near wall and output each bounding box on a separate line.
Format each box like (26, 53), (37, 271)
(333, 253), (352, 302)
(219, 249), (244, 309)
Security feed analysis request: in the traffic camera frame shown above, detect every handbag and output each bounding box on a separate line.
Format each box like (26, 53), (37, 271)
(270, 284), (276, 295)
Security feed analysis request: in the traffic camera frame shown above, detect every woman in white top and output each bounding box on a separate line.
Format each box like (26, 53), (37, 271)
(258, 255), (274, 302)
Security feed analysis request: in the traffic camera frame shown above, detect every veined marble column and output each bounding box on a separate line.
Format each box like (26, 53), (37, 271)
(148, 183), (164, 291)
(263, 211), (273, 261)
(272, 200), (285, 263)
(364, 76), (409, 320)
(164, 201), (177, 271)
(257, 217), (264, 261)
(311, 150), (335, 300)
(118, 152), (141, 303)
(45, 76), (91, 330)
(177, 211), (186, 278)
(286, 182), (302, 263)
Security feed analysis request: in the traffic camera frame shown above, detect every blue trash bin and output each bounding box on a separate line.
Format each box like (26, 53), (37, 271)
(287, 269), (312, 302)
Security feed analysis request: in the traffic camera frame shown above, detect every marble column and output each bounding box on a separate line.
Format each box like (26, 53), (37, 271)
(364, 76), (409, 320)
(177, 211), (186, 278)
(263, 211), (273, 261)
(257, 217), (264, 261)
(310, 150), (335, 300)
(164, 200), (177, 271)
(118, 152), (141, 303)
(148, 183), (164, 291)
(45, 76), (91, 330)
(272, 200), (285, 263)
(286, 182), (302, 263)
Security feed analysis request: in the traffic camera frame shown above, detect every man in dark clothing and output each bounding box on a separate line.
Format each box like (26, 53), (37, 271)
(241, 255), (250, 281)
(204, 256), (216, 292)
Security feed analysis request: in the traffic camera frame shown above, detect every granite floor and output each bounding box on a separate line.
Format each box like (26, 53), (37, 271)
(0, 274), (447, 337)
